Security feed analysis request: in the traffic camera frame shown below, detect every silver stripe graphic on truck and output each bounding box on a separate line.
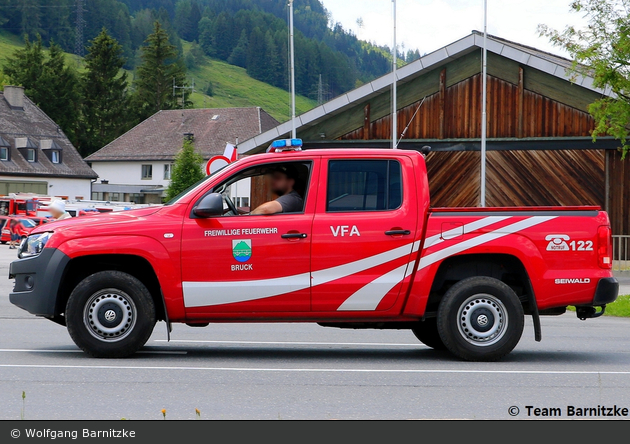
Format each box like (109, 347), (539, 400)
(182, 216), (555, 310)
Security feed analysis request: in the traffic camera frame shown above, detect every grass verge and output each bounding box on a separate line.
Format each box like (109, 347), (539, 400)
(567, 294), (630, 317)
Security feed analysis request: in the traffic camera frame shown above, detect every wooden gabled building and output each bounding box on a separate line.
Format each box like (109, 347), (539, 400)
(240, 31), (630, 235)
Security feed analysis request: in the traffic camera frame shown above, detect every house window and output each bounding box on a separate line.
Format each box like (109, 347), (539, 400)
(26, 149), (36, 162)
(164, 163), (174, 180)
(110, 193), (120, 201)
(141, 164), (152, 180)
(235, 197), (249, 207)
(0, 147), (8, 161)
(50, 150), (60, 163)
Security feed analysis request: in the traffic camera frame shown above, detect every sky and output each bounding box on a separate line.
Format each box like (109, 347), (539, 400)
(319, 0), (588, 58)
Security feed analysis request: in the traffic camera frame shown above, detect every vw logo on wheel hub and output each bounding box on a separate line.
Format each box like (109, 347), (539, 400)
(477, 314), (489, 326)
(104, 309), (117, 322)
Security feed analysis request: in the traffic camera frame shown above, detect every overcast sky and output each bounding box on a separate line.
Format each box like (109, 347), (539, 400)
(319, 0), (587, 58)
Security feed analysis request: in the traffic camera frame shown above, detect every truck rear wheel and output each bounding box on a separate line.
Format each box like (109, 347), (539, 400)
(66, 271), (156, 358)
(411, 318), (446, 350)
(437, 276), (524, 361)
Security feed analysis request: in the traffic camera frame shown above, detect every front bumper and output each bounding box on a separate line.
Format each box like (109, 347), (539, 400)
(9, 248), (70, 318)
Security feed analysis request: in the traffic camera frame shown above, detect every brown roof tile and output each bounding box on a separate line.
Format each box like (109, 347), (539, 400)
(86, 107), (278, 162)
(0, 91), (97, 179)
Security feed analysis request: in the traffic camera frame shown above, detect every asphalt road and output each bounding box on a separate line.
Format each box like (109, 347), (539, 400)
(2, 246), (630, 420)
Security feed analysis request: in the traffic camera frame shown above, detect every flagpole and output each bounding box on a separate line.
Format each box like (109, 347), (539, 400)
(392, 0), (397, 149)
(480, 0), (488, 206)
(289, 0), (297, 139)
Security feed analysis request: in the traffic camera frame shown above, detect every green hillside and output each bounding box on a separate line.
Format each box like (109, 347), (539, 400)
(182, 42), (316, 122)
(0, 32), (315, 123)
(0, 32), (28, 66)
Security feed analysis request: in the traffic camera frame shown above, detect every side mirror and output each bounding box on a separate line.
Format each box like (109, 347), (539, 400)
(193, 193), (223, 218)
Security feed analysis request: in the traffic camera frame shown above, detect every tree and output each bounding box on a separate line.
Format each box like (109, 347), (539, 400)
(80, 28), (130, 156)
(3, 35), (45, 94)
(174, 0), (193, 41)
(539, 0), (630, 157)
(212, 11), (234, 60)
(189, 1), (202, 42)
(198, 16), (215, 56)
(165, 137), (205, 201)
(133, 21), (188, 119)
(37, 42), (81, 145)
(4, 36), (80, 144)
(228, 29), (248, 68)
(246, 27), (266, 81)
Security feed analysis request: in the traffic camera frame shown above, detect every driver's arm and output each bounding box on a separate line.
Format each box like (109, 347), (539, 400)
(251, 200), (283, 215)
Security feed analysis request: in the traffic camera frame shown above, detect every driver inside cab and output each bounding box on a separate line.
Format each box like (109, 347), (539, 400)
(251, 165), (304, 215)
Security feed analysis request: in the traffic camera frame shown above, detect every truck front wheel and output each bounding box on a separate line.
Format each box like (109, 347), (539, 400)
(66, 271), (156, 358)
(437, 276), (524, 361)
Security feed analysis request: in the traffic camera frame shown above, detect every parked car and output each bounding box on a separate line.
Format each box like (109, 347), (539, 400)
(30, 217), (53, 226)
(0, 217), (37, 243)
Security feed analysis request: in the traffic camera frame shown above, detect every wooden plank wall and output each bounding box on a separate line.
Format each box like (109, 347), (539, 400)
(607, 150), (630, 236)
(341, 73), (595, 140)
(425, 151), (480, 207)
(486, 150), (604, 207)
(426, 150), (605, 208)
(335, 66), (630, 233)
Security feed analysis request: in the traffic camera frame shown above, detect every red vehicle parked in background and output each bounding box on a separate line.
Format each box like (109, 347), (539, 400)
(0, 217), (39, 243)
(0, 195), (39, 218)
(9, 141), (619, 361)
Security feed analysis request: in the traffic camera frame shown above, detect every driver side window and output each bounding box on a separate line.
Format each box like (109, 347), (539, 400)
(221, 176), (251, 215)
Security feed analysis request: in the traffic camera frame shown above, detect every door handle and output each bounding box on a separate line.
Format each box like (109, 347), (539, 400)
(281, 233), (308, 239)
(385, 230), (411, 236)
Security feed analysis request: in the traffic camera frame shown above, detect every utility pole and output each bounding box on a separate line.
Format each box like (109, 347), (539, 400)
(480, 0), (488, 206)
(173, 78), (195, 110)
(317, 74), (324, 105)
(391, 0), (397, 149)
(75, 0), (85, 57)
(289, 0), (297, 139)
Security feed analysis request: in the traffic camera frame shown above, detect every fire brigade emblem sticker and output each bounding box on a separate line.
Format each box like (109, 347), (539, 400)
(232, 239), (252, 262)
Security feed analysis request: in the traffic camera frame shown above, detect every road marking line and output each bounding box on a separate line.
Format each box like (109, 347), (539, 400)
(153, 339), (420, 346)
(0, 349), (187, 355)
(0, 364), (629, 375)
(137, 350), (188, 355)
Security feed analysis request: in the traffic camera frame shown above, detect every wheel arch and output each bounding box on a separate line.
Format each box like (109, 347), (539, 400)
(56, 254), (166, 322)
(425, 253), (536, 318)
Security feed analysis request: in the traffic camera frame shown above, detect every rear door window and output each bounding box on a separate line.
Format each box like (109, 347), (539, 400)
(326, 160), (402, 212)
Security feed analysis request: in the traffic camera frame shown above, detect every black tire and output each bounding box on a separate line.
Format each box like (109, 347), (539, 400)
(437, 276), (524, 361)
(411, 318), (446, 350)
(66, 271), (156, 358)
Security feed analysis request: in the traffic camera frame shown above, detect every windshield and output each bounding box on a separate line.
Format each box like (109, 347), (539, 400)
(165, 160), (240, 205)
(21, 219), (37, 228)
(164, 175), (213, 205)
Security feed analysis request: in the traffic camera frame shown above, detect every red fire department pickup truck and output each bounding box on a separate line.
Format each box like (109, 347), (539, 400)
(9, 141), (618, 361)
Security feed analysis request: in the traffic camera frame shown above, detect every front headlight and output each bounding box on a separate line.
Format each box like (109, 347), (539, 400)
(18, 232), (54, 259)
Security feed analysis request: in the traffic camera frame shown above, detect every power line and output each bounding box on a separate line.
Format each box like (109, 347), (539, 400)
(0, 5), (74, 8)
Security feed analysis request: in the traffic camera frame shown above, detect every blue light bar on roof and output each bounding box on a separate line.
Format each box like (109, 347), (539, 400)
(271, 138), (303, 149)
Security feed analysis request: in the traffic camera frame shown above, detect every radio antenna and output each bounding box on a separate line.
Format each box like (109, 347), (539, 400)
(396, 96), (426, 147)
